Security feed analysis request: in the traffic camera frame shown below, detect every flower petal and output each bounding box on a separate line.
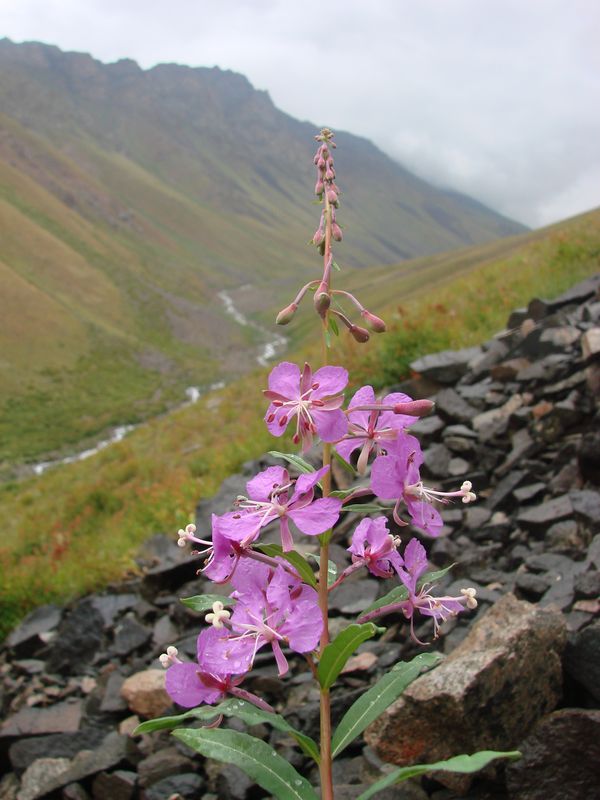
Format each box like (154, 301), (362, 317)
(371, 454), (403, 500)
(246, 466), (288, 502)
(312, 408), (348, 443)
(267, 361), (301, 399)
(289, 496), (342, 535)
(311, 365), (348, 398)
(165, 662), (223, 707)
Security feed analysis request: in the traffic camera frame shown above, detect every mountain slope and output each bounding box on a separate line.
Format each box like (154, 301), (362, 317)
(0, 38), (526, 462)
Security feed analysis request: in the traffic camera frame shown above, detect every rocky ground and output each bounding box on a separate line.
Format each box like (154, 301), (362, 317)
(1, 275), (599, 800)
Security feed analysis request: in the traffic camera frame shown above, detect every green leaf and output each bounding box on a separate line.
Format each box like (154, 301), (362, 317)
(331, 653), (442, 758)
(341, 503), (387, 514)
(174, 728), (320, 800)
(268, 451), (316, 475)
(180, 594), (236, 613)
(134, 698), (320, 763)
(255, 543), (317, 589)
(329, 487), (356, 499)
(355, 751), (521, 799)
(332, 260), (341, 271)
(331, 449), (358, 476)
(329, 315), (340, 337)
(306, 552), (338, 586)
(317, 623), (380, 689)
(324, 329), (332, 349)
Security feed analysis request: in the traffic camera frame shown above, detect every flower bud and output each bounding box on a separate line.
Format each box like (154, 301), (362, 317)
(326, 189), (338, 205)
(314, 288), (331, 318)
(315, 179), (324, 195)
(349, 324), (370, 343)
(361, 309), (386, 332)
(318, 158), (326, 171)
(325, 168), (335, 181)
(332, 223), (343, 242)
(276, 302), (298, 325)
(312, 228), (324, 247)
(392, 399), (435, 416)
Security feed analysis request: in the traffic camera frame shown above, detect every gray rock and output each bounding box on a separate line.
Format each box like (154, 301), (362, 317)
(517, 495), (573, 530)
(574, 569), (600, 598)
(564, 621), (600, 701)
(485, 470), (528, 510)
(506, 709), (600, 800)
(142, 773), (203, 800)
(329, 578), (379, 615)
(100, 670), (128, 714)
(422, 443), (451, 479)
(112, 615), (152, 657)
(17, 758), (72, 800)
(364, 594), (566, 787)
(137, 747), (195, 788)
(1, 700), (83, 739)
(9, 727), (107, 771)
(410, 346), (481, 384)
(215, 764), (254, 800)
(90, 594), (138, 628)
(5, 605), (62, 657)
(45, 599), (105, 675)
(570, 488), (600, 525)
(92, 770), (137, 800)
(434, 388), (478, 425)
(138, 534), (205, 597)
(513, 483), (546, 503)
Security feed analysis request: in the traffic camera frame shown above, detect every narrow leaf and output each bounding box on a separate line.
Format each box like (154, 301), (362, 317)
(255, 543), (317, 588)
(317, 623), (379, 689)
(329, 315), (340, 337)
(332, 260), (341, 271)
(329, 488), (357, 499)
(331, 449), (358, 476)
(174, 728), (320, 800)
(331, 653), (442, 758)
(306, 552), (338, 586)
(180, 594), (236, 613)
(324, 329), (332, 349)
(268, 451), (316, 475)
(341, 503), (387, 514)
(359, 564), (456, 618)
(213, 699), (320, 763)
(355, 751), (521, 800)
(133, 705), (219, 734)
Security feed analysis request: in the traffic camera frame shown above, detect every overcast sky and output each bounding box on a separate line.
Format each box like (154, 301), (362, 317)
(3, 0), (599, 227)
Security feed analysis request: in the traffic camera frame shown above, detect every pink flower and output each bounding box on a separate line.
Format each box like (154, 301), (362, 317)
(218, 465), (342, 551)
(347, 516), (404, 579)
(335, 385), (417, 473)
(264, 361), (348, 452)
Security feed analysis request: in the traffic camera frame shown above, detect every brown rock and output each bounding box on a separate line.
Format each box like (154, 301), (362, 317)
(364, 594), (566, 789)
(137, 747), (195, 788)
(120, 670), (171, 718)
(506, 709), (600, 800)
(0, 701), (82, 738)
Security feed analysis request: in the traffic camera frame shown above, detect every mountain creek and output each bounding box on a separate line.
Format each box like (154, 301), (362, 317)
(26, 291), (286, 479)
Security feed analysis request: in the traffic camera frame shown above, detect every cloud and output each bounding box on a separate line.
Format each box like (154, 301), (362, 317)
(3, 0), (599, 226)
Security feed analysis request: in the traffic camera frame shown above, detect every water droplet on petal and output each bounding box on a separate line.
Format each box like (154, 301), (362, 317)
(294, 779), (302, 786)
(271, 750), (278, 758)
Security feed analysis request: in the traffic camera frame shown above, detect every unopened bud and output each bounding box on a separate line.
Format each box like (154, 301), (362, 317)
(312, 228), (324, 247)
(332, 223), (343, 242)
(314, 288), (331, 317)
(326, 189), (338, 205)
(392, 399), (435, 417)
(315, 179), (324, 195)
(276, 303), (298, 325)
(349, 324), (370, 343)
(325, 168), (335, 181)
(361, 309), (386, 332)
(318, 158), (326, 171)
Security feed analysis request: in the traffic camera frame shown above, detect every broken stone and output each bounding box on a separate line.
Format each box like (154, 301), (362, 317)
(364, 594), (566, 786)
(410, 346), (481, 384)
(120, 670), (171, 718)
(1, 700), (83, 739)
(506, 709), (600, 800)
(5, 605), (62, 658)
(517, 494), (573, 530)
(564, 620), (600, 702)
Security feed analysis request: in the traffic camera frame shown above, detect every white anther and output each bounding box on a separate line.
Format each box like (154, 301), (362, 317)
(460, 588), (478, 609)
(159, 653), (170, 668)
(205, 600), (231, 629)
(185, 523), (196, 534)
(177, 537), (187, 547)
(166, 645), (178, 657)
(392, 535), (402, 548)
(461, 481), (477, 503)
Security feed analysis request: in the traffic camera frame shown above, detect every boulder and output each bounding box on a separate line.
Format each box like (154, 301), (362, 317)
(364, 594), (566, 789)
(120, 670), (171, 718)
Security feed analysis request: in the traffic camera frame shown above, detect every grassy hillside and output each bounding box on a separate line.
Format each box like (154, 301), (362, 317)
(1, 207), (597, 639)
(0, 38), (525, 465)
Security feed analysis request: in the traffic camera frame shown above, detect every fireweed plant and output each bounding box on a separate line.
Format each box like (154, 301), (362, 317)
(136, 130), (520, 799)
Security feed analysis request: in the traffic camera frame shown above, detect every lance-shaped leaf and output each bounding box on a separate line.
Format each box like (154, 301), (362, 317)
(174, 728), (320, 800)
(341, 503), (388, 514)
(356, 751), (521, 799)
(358, 564), (456, 619)
(317, 623), (380, 690)
(306, 552), (338, 586)
(331, 448), (357, 476)
(180, 594), (236, 613)
(331, 653), (442, 758)
(135, 698), (320, 763)
(268, 450), (316, 476)
(255, 543), (317, 589)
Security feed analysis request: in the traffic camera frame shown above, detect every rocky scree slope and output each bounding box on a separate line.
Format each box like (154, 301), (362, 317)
(1, 275), (599, 800)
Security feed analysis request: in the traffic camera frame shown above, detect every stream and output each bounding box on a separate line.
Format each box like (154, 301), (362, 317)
(30, 291), (286, 476)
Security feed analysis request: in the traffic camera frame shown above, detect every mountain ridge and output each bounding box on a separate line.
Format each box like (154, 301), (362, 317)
(0, 37), (526, 462)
